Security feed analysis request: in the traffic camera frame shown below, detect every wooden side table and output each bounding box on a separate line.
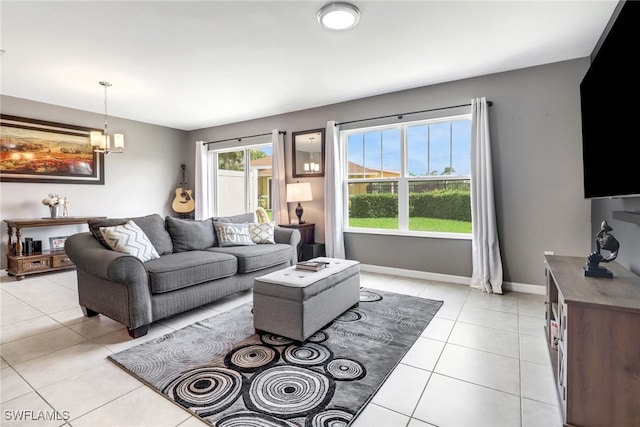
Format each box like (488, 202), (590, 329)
(302, 243), (326, 261)
(3, 217), (104, 280)
(279, 223), (315, 261)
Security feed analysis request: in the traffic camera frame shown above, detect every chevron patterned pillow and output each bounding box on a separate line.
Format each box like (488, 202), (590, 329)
(99, 220), (160, 262)
(249, 221), (276, 244)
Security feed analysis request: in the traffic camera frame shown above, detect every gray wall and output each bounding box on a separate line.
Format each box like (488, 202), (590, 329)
(0, 95), (188, 267)
(190, 58), (594, 288)
(2, 58), (608, 287)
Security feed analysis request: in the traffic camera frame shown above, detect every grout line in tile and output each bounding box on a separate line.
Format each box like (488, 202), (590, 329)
(517, 297), (524, 427)
(1, 269), (558, 427)
(406, 291), (468, 424)
(64, 385), (146, 423)
(434, 371), (523, 400)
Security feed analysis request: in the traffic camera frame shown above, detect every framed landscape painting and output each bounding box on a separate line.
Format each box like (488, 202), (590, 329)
(0, 115), (105, 184)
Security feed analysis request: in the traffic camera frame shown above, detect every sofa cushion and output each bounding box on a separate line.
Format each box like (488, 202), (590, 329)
(213, 222), (255, 247)
(99, 220), (160, 262)
(207, 243), (292, 273)
(165, 216), (216, 252)
(249, 221), (276, 244)
(212, 212), (256, 224)
(144, 251), (237, 293)
(88, 214), (173, 255)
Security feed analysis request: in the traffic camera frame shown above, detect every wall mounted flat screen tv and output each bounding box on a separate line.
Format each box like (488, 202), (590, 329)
(580, 0), (640, 199)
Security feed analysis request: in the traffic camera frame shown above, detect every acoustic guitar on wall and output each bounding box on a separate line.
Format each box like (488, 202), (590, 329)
(172, 164), (195, 214)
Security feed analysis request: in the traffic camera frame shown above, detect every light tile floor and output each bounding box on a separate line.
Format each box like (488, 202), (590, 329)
(0, 269), (562, 427)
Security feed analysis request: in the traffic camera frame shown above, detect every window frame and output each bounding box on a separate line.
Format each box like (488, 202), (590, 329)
(208, 141), (273, 217)
(342, 114), (472, 240)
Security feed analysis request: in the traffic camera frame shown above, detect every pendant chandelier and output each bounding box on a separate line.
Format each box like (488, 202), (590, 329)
(304, 136), (320, 173)
(90, 81), (124, 154)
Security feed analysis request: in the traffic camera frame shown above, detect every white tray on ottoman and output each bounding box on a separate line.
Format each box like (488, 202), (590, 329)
(253, 257), (360, 341)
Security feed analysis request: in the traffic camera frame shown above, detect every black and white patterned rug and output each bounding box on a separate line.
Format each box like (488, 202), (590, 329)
(108, 288), (442, 426)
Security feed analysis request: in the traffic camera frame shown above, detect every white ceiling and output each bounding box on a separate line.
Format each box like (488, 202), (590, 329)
(0, 1), (617, 131)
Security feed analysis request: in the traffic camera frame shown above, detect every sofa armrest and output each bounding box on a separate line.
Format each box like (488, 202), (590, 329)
(65, 233), (153, 331)
(65, 233), (148, 283)
(274, 226), (301, 265)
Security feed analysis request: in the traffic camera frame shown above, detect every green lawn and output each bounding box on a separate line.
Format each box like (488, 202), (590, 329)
(349, 217), (472, 233)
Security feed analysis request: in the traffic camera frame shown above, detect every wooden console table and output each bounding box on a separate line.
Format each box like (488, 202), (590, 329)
(4, 217), (104, 280)
(545, 255), (640, 426)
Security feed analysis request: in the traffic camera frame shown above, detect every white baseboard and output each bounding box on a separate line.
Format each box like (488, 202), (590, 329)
(360, 264), (469, 285)
(502, 281), (546, 295)
(359, 264), (545, 295)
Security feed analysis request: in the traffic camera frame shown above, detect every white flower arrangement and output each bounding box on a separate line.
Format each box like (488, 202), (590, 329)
(42, 193), (67, 207)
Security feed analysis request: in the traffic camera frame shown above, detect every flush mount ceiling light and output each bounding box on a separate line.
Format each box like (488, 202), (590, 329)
(317, 2), (360, 31)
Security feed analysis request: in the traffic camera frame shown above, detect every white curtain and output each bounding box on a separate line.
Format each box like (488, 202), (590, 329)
(470, 97), (503, 293)
(271, 129), (288, 225)
(324, 120), (346, 259)
(194, 140), (210, 220)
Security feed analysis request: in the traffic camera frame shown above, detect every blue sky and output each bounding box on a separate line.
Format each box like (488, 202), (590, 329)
(255, 145), (272, 156)
(347, 120), (471, 176)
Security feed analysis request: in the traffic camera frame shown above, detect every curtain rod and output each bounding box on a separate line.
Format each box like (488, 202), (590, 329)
(335, 101), (493, 127)
(206, 130), (286, 146)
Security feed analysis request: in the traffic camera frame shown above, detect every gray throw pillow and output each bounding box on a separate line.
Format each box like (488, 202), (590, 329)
(165, 216), (216, 252)
(213, 221), (255, 247)
(88, 214), (173, 255)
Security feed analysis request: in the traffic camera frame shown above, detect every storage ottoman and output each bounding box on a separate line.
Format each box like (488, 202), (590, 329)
(253, 257), (360, 341)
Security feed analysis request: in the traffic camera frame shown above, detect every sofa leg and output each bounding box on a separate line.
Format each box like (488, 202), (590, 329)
(81, 306), (99, 317)
(127, 325), (150, 339)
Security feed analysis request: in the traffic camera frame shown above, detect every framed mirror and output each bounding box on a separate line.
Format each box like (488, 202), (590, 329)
(292, 128), (325, 177)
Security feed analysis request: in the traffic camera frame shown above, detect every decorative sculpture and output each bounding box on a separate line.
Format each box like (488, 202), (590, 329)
(62, 197), (70, 217)
(583, 220), (620, 278)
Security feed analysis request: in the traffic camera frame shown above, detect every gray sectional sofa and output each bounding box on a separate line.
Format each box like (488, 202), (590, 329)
(65, 213), (300, 338)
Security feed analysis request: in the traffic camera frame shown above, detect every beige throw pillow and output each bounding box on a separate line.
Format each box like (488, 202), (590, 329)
(249, 221), (276, 244)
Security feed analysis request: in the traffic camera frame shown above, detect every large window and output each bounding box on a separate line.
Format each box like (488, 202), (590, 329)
(344, 115), (472, 236)
(211, 143), (272, 217)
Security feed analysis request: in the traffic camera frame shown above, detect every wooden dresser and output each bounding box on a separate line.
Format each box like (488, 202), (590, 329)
(4, 217), (103, 280)
(545, 255), (640, 426)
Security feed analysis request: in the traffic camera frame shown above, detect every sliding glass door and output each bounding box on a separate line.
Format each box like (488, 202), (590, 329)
(211, 144), (272, 217)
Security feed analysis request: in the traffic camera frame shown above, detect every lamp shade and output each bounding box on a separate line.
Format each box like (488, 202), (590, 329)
(113, 133), (125, 149)
(286, 182), (313, 203)
(90, 131), (104, 148)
